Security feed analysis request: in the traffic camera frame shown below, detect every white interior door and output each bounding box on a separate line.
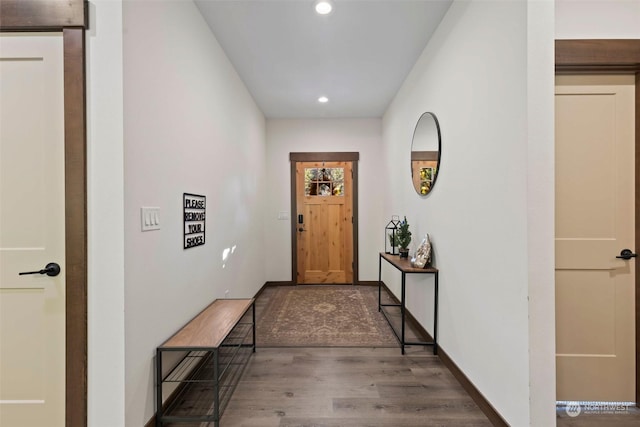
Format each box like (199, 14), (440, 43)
(555, 74), (635, 402)
(0, 33), (66, 426)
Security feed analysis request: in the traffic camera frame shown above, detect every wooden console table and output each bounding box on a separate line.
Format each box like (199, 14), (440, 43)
(378, 252), (438, 355)
(155, 298), (255, 426)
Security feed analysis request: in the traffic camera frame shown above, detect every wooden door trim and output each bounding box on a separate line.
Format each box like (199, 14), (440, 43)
(556, 39), (640, 406)
(556, 39), (640, 74)
(290, 152), (360, 162)
(1, 1), (88, 426)
(289, 152), (360, 285)
(63, 27), (88, 427)
(0, 0), (87, 30)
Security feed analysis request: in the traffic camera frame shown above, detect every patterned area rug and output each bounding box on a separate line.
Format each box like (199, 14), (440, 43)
(257, 285), (397, 347)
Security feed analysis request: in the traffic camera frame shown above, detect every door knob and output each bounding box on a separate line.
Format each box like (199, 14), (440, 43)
(19, 262), (61, 277)
(298, 227), (305, 232)
(616, 249), (637, 260)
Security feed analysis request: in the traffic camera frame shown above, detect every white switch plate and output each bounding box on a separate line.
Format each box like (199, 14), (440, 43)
(277, 211), (289, 220)
(141, 207), (161, 231)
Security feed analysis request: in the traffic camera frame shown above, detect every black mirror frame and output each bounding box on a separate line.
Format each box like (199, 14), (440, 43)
(411, 111), (442, 196)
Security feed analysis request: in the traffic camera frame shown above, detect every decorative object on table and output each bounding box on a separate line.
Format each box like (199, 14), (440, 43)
(411, 111), (442, 197)
(385, 215), (401, 255)
(396, 216), (412, 258)
(411, 234), (432, 268)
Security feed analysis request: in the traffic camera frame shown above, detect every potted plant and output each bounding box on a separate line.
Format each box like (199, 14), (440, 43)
(396, 216), (412, 258)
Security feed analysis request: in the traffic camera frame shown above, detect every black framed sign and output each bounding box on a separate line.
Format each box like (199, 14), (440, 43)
(183, 193), (206, 249)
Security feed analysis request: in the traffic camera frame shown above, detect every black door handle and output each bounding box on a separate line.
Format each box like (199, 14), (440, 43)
(298, 227), (305, 232)
(616, 249), (637, 260)
(19, 262), (61, 277)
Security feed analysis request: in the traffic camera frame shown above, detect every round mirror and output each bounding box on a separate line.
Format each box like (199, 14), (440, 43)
(411, 112), (441, 196)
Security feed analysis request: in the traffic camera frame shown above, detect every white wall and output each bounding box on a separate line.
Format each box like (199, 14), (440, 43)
(526, 2), (555, 426)
(382, 1), (554, 426)
(264, 119), (384, 282)
(86, 1), (126, 426)
(122, 1), (266, 425)
(556, 0), (640, 39)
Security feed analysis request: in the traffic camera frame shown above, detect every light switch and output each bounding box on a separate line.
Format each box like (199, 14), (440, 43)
(141, 207), (161, 231)
(277, 211), (289, 220)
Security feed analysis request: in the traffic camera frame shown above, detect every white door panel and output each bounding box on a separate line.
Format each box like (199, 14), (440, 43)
(555, 75), (635, 402)
(0, 34), (66, 427)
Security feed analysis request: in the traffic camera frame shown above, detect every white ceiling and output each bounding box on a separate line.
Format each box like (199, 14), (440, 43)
(195, 0), (453, 118)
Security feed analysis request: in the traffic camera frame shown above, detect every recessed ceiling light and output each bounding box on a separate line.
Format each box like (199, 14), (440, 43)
(314, 0), (333, 15)
(318, 96), (329, 103)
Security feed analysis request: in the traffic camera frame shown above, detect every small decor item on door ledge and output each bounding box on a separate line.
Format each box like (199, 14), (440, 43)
(411, 234), (432, 268)
(396, 216), (412, 258)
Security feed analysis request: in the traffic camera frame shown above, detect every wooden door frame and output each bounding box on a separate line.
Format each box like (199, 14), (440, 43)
(556, 39), (640, 405)
(0, 1), (88, 425)
(290, 152), (359, 285)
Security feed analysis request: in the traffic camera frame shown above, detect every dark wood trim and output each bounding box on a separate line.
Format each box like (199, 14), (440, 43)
(253, 283), (269, 307)
(352, 160), (359, 285)
(556, 38), (640, 408)
(290, 160), (298, 285)
(1, 4), (89, 426)
(263, 281), (295, 287)
(290, 152), (360, 162)
(0, 0), (87, 31)
(256, 281), (295, 300)
(438, 347), (509, 427)
(636, 72), (640, 407)
(410, 150), (439, 161)
(290, 152), (360, 286)
(556, 40), (640, 74)
(357, 281), (379, 286)
(63, 27), (88, 427)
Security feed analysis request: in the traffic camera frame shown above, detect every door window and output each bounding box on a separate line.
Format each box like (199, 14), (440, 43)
(304, 167), (344, 196)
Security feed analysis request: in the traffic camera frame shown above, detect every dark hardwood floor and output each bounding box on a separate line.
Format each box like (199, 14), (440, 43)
(184, 285), (640, 427)
(220, 285), (492, 426)
(223, 347), (492, 427)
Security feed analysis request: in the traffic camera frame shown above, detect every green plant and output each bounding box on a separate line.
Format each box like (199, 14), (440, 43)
(396, 216), (412, 250)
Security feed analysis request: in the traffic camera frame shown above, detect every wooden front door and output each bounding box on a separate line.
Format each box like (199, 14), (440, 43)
(0, 33), (66, 426)
(295, 161), (354, 284)
(555, 75), (636, 401)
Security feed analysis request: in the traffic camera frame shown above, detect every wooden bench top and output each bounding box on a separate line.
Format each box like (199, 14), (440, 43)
(160, 298), (254, 349)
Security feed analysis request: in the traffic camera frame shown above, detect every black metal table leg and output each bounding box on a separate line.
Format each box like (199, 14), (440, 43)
(252, 301), (256, 353)
(434, 272), (438, 355)
(378, 254), (382, 311)
(214, 350), (220, 427)
(156, 349), (163, 427)
(401, 272), (406, 355)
